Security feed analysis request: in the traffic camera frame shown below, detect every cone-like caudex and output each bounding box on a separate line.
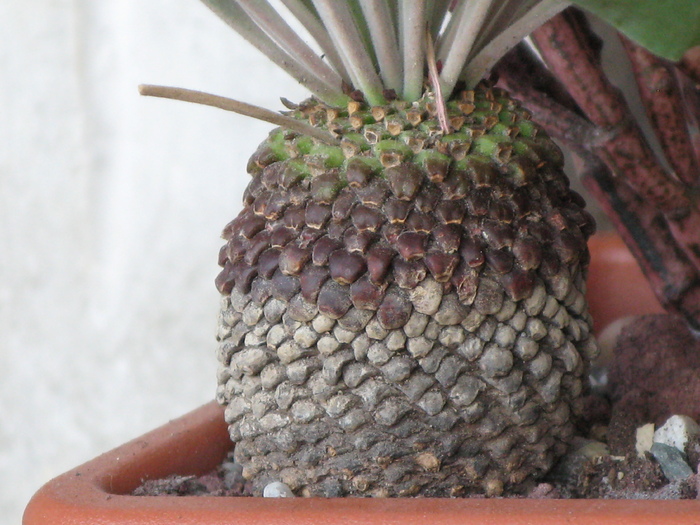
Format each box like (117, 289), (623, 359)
(214, 86), (598, 497)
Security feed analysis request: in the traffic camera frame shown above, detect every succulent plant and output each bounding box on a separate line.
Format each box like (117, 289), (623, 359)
(143, 1), (604, 497)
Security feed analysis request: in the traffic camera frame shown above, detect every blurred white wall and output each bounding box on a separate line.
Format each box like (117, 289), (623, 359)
(1, 3), (635, 523)
(2, 2), (307, 523)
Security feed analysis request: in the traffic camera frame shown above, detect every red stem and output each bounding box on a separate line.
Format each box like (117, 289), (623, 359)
(531, 10), (689, 213)
(679, 46), (700, 87)
(576, 154), (700, 329)
(622, 37), (700, 188)
(503, 9), (700, 329)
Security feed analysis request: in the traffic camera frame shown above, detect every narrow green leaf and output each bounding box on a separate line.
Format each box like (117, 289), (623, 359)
(571, 0), (700, 61)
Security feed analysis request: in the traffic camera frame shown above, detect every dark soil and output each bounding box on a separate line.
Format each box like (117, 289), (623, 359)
(134, 314), (700, 499)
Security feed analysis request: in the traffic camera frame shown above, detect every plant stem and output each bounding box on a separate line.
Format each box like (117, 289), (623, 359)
(623, 37), (700, 188)
(438, 0), (494, 98)
(461, 0), (569, 89)
(236, 0), (345, 91)
(531, 9), (689, 213)
(428, 0), (451, 40)
(138, 85), (341, 146)
(358, 0), (402, 93)
(470, 1), (537, 58)
(577, 154), (700, 329)
(512, 8), (700, 329)
(676, 70), (700, 165)
(200, 0), (347, 106)
(426, 27), (450, 134)
(311, 0), (386, 105)
(399, 1), (427, 101)
(279, 0), (352, 83)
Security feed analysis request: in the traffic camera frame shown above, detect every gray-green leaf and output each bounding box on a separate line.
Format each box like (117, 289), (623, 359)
(570, 0), (700, 61)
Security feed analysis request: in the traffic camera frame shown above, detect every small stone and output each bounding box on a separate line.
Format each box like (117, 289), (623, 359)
(339, 408), (371, 431)
(547, 327), (565, 347)
(263, 481), (295, 497)
(550, 305), (570, 329)
(575, 440), (610, 459)
(355, 378), (387, 408)
(232, 347), (270, 375)
(343, 362), (375, 388)
(477, 317), (497, 342)
(636, 423), (655, 458)
(222, 462), (244, 490)
(375, 397), (411, 426)
(418, 347), (448, 374)
(528, 483), (560, 499)
(415, 452), (441, 472)
(286, 358), (319, 384)
(337, 307), (374, 332)
(650, 442), (694, 481)
(536, 369), (563, 403)
(229, 288), (250, 312)
(542, 295), (559, 319)
(473, 278), (503, 315)
(654, 415), (700, 455)
(260, 363), (286, 390)
(398, 372), (435, 402)
(322, 349), (354, 385)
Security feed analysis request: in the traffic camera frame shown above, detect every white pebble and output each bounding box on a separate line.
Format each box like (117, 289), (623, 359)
(263, 481), (295, 498)
(635, 423), (655, 458)
(654, 415), (700, 454)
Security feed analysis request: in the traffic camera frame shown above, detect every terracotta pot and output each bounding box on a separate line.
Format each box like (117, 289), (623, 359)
(24, 233), (697, 525)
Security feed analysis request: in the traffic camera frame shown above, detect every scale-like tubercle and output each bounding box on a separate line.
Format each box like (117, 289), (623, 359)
(215, 85), (598, 497)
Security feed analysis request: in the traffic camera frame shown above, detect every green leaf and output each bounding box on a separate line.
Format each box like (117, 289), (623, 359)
(570, 0), (700, 61)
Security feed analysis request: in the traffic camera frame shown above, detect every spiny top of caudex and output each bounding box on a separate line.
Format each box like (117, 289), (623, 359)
(140, 1), (569, 139)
